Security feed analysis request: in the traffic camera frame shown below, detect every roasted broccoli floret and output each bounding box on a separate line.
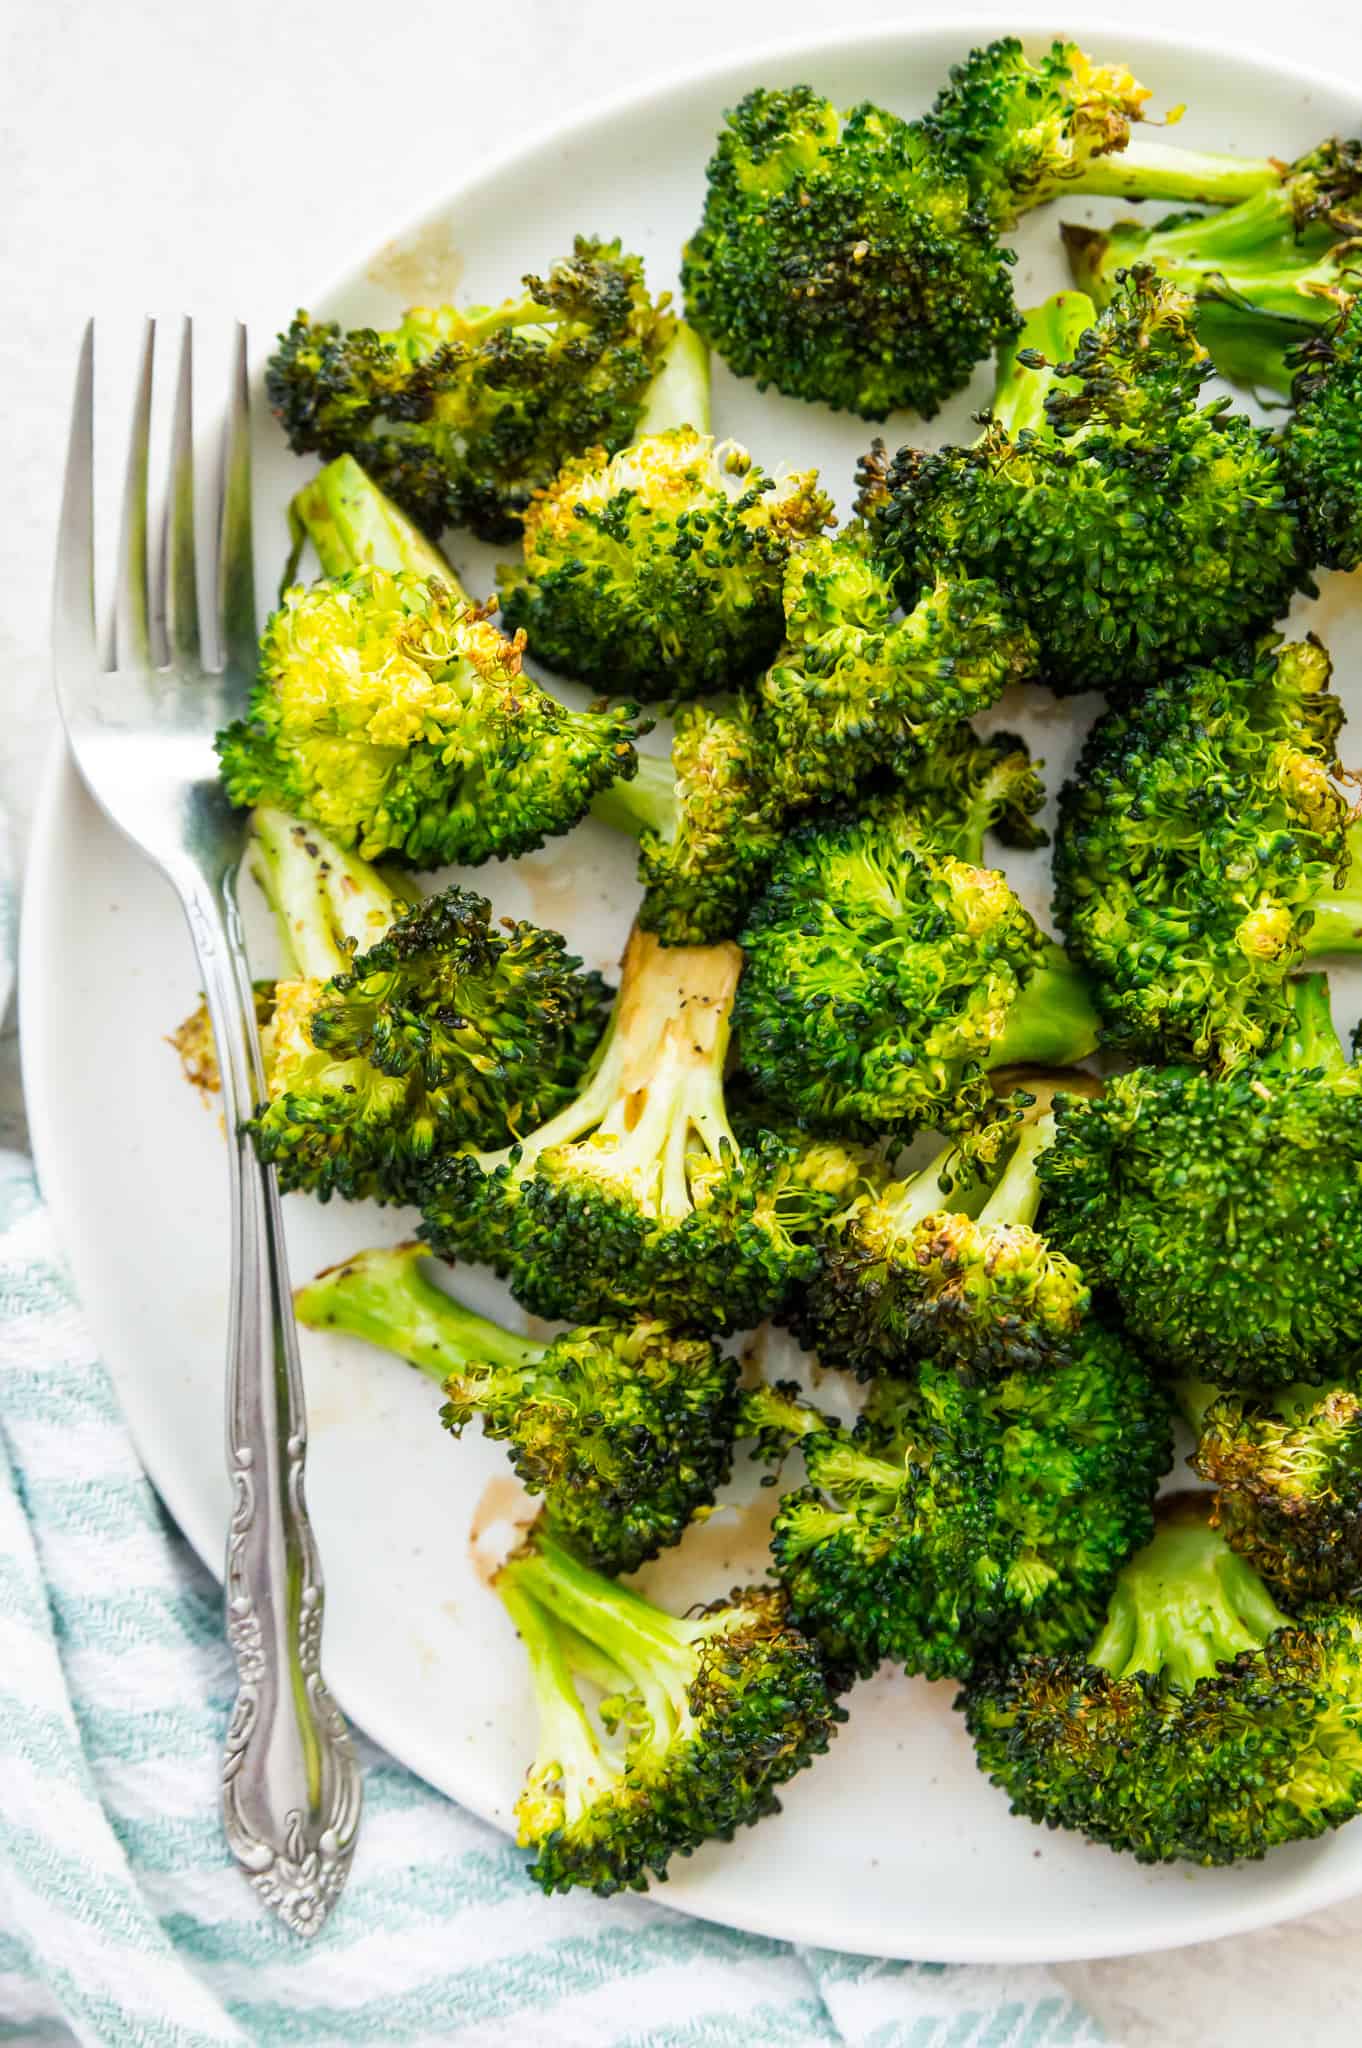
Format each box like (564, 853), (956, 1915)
(497, 1526), (842, 1894)
(858, 275), (1305, 696)
(1053, 633), (1362, 1067)
(1040, 975), (1362, 1385)
(794, 1113), (1090, 1382)
(419, 927), (842, 1332)
(755, 531), (1038, 804)
(761, 1338), (1169, 1681)
(216, 458), (642, 867)
(266, 238), (674, 543)
(499, 324), (835, 701)
(236, 807), (608, 1202)
(1284, 294), (1362, 574)
(1179, 1378), (1362, 1607)
(294, 1242), (737, 1573)
(1063, 139), (1362, 394)
(681, 44), (1278, 420)
(963, 1493), (1362, 1864)
(735, 735), (1097, 1137)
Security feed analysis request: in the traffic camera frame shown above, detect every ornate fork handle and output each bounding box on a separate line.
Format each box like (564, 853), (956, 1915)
(183, 863), (362, 1935)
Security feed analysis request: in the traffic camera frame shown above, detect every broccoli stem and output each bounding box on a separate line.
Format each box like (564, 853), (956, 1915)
(293, 1242), (542, 1382)
(984, 951), (1102, 1073)
(1303, 827), (1362, 959)
(1259, 972), (1349, 1079)
(498, 1576), (614, 1829)
(879, 1141), (976, 1235)
(248, 806), (411, 980)
(973, 1114), (1056, 1232)
(588, 752), (677, 843)
(286, 454), (470, 595)
(1066, 141), (1279, 206)
(990, 293), (1095, 436)
(738, 1381), (829, 1446)
(1171, 1379), (1219, 1437)
(1090, 1494), (1291, 1689)
(632, 322), (712, 439)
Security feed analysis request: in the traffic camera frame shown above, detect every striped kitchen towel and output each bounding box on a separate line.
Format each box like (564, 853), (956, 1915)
(0, 1152), (1105, 2046)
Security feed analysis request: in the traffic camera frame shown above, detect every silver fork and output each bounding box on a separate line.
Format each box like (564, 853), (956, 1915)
(53, 321), (362, 1935)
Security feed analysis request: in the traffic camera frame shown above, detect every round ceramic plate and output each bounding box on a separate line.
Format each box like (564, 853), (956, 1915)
(21, 21), (1362, 1963)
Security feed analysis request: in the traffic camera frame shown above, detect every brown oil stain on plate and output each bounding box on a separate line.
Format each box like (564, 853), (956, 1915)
(367, 221), (465, 304)
(468, 1472), (539, 1587)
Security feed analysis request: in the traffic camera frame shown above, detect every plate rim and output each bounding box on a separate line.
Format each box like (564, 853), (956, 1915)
(21, 15), (1362, 1963)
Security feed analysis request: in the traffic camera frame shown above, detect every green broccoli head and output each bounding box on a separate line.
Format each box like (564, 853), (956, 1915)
(497, 1528), (843, 1895)
(294, 1243), (738, 1574)
(241, 810), (610, 1203)
(266, 238), (674, 543)
(795, 1114), (1090, 1381)
(963, 1494), (1362, 1864)
(857, 275), (1306, 695)
(681, 88), (1020, 420)
(735, 742), (1097, 1138)
(591, 698), (787, 946)
(1039, 976), (1362, 1385)
(1179, 1378), (1362, 1608)
(500, 426), (834, 703)
(216, 561), (642, 869)
(756, 530), (1038, 805)
(1053, 634), (1361, 1067)
(418, 928), (843, 1332)
(1285, 293), (1362, 574)
(767, 1334), (1169, 1682)
(1063, 140), (1362, 395)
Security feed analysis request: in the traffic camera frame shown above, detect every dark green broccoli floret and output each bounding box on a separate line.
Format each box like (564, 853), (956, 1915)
(735, 735), (1097, 1138)
(235, 808), (609, 1202)
(1063, 140), (1362, 394)
(763, 1337), (1169, 1681)
(857, 274), (1306, 695)
(1053, 633), (1362, 1067)
(496, 1526), (842, 1894)
(963, 1493), (1362, 1864)
(419, 927), (848, 1333)
(1284, 293), (1362, 573)
(1040, 975), (1362, 1385)
(499, 324), (835, 702)
(266, 237), (674, 544)
(216, 458), (643, 868)
(794, 1112), (1091, 1382)
(294, 1242), (737, 1574)
(1179, 1378), (1362, 1608)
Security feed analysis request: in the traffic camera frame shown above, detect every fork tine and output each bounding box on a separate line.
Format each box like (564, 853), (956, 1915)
(52, 322), (96, 685)
(159, 318), (200, 665)
(217, 324), (256, 676)
(112, 320), (155, 670)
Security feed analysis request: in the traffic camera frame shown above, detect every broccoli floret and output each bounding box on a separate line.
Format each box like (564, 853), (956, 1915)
(419, 927), (841, 1332)
(755, 531), (1038, 804)
(238, 808), (609, 1202)
(735, 736), (1097, 1137)
(266, 238), (674, 544)
(857, 275), (1306, 695)
(294, 1242), (737, 1573)
(590, 699), (787, 946)
(499, 324), (835, 702)
(1040, 975), (1362, 1385)
(1179, 1379), (1362, 1608)
(1053, 634), (1362, 1067)
(1284, 294), (1362, 573)
(795, 1113), (1090, 1382)
(1063, 140), (1362, 394)
(496, 1526), (842, 1894)
(764, 1337), (1169, 1681)
(963, 1493), (1362, 1864)
(216, 459), (643, 867)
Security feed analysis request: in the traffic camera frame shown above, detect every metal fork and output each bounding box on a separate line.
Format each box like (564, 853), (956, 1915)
(53, 321), (362, 1935)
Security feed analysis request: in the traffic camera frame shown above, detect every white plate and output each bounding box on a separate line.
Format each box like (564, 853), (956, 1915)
(21, 22), (1362, 1963)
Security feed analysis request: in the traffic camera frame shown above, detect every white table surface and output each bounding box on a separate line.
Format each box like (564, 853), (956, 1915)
(5, 1), (1362, 2038)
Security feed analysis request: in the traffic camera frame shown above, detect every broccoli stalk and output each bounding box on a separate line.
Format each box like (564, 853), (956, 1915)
(249, 801), (412, 980)
(628, 319), (713, 439)
(495, 1525), (841, 1895)
(964, 1493), (1362, 1864)
(294, 1242), (739, 1572)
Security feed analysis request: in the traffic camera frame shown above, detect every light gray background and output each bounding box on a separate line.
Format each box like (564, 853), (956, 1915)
(5, 2), (1362, 2039)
